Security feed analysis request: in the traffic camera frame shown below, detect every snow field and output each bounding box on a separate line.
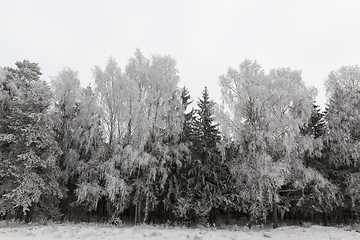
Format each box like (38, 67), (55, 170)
(0, 223), (359, 240)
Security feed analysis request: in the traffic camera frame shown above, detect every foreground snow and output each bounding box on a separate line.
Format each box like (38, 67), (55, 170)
(0, 223), (359, 240)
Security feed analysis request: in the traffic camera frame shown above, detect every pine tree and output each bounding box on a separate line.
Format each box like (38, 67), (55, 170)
(0, 60), (62, 222)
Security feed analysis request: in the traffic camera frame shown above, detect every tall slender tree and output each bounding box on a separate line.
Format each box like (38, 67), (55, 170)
(135, 53), (183, 224)
(51, 68), (84, 220)
(171, 86), (195, 222)
(187, 86), (223, 224)
(93, 57), (135, 219)
(180, 86), (195, 143)
(72, 86), (107, 216)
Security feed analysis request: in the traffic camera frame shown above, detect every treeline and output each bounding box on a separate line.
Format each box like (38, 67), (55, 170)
(0, 49), (359, 228)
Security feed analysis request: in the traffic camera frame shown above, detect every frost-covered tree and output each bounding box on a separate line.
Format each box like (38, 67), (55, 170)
(51, 68), (107, 220)
(93, 58), (135, 219)
(324, 65), (360, 220)
(219, 59), (339, 228)
(51, 68), (84, 219)
(92, 50), (184, 223)
(51, 68), (81, 175)
(71, 86), (107, 215)
(172, 87), (195, 221)
(124, 49), (184, 223)
(0, 61), (62, 222)
(93, 57), (135, 149)
(300, 104), (326, 140)
(325, 65), (360, 167)
(186, 87), (224, 224)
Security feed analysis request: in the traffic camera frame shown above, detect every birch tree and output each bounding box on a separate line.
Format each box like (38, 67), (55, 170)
(72, 86), (107, 214)
(92, 51), (184, 222)
(93, 58), (135, 218)
(324, 65), (360, 220)
(219, 59), (338, 228)
(93, 57), (134, 148)
(125, 49), (184, 223)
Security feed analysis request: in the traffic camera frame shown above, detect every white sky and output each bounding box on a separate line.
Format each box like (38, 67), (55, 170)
(2, 0), (360, 109)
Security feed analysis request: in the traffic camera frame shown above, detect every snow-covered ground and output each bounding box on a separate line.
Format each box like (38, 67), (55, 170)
(0, 222), (359, 240)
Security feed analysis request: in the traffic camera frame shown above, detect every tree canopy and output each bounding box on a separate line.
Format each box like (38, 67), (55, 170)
(0, 54), (359, 228)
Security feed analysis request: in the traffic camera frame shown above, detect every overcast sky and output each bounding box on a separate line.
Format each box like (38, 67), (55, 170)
(2, 0), (360, 109)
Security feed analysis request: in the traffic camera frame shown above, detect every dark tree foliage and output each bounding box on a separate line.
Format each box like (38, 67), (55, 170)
(301, 103), (326, 139)
(300, 103), (328, 172)
(186, 86), (224, 223)
(0, 61), (62, 222)
(180, 86), (195, 143)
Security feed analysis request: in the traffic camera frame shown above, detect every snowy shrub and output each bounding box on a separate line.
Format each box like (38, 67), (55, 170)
(302, 222), (312, 228)
(107, 216), (122, 227)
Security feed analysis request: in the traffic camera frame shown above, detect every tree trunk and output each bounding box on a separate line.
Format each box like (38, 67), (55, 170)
(354, 208), (359, 221)
(323, 212), (328, 226)
(16, 206), (23, 221)
(247, 212), (253, 229)
(143, 188), (150, 224)
(338, 207), (345, 224)
(137, 192), (142, 224)
(134, 167), (141, 224)
(134, 201), (138, 224)
(143, 174), (152, 224)
(226, 210), (230, 225)
(108, 199), (112, 218)
(273, 202), (278, 229)
(25, 203), (35, 223)
(295, 211), (299, 225)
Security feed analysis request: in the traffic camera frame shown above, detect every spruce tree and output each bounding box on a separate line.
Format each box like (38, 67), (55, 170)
(188, 86), (223, 224)
(172, 86), (195, 222)
(180, 86), (195, 143)
(196, 86), (221, 148)
(301, 103), (326, 139)
(300, 103), (327, 171)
